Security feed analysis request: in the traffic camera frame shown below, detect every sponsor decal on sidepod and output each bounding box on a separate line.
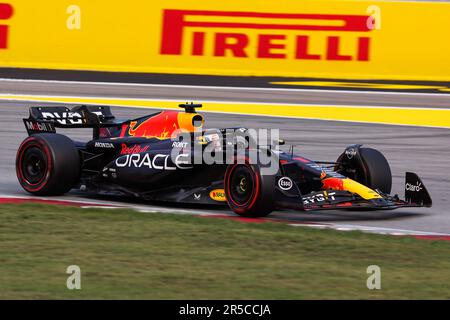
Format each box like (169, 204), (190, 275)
(115, 153), (192, 170)
(120, 144), (149, 155)
(95, 142), (114, 149)
(209, 189), (226, 202)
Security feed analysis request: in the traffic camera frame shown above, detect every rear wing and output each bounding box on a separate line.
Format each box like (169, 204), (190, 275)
(23, 105), (117, 138)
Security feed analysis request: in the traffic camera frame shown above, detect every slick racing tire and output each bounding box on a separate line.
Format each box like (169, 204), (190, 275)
(337, 147), (392, 194)
(224, 157), (275, 217)
(16, 133), (80, 196)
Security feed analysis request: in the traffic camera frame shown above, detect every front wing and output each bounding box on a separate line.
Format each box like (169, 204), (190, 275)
(276, 172), (432, 212)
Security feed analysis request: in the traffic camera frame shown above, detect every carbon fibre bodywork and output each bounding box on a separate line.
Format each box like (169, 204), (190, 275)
(19, 104), (432, 214)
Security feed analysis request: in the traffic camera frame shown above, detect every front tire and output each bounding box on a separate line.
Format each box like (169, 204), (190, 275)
(337, 147), (392, 194)
(16, 133), (80, 195)
(224, 159), (275, 217)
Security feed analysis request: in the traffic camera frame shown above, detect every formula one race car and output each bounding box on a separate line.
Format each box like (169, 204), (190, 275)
(16, 103), (432, 217)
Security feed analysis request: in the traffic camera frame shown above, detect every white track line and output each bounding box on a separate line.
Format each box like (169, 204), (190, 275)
(0, 194), (221, 215)
(2, 194), (448, 237)
(0, 194), (119, 208)
(0, 77), (449, 97)
(289, 222), (450, 237)
(0, 93), (448, 111)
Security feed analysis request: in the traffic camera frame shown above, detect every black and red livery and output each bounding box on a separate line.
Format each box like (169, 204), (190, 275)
(16, 103), (432, 217)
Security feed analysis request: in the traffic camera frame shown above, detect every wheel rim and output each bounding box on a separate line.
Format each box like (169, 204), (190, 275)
(21, 146), (48, 185)
(229, 165), (255, 206)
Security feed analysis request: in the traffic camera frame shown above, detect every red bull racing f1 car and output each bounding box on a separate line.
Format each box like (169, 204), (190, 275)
(16, 103), (432, 217)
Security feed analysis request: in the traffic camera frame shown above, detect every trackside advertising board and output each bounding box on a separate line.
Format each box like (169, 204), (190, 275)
(0, 0), (449, 80)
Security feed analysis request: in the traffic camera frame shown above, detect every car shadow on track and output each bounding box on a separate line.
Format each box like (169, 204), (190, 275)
(75, 192), (425, 223)
(269, 210), (425, 223)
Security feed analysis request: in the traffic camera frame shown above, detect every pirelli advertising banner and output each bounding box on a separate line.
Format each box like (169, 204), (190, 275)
(0, 0), (449, 80)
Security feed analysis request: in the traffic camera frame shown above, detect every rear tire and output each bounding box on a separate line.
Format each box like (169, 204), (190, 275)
(224, 158), (275, 217)
(16, 133), (80, 195)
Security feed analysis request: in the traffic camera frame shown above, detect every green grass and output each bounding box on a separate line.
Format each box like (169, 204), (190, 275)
(0, 203), (449, 299)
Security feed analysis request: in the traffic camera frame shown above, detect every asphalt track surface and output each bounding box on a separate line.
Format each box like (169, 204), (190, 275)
(1, 68), (450, 94)
(1, 78), (449, 108)
(1, 79), (449, 234)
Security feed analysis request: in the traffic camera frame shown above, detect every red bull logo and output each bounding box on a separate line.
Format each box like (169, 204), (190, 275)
(0, 3), (13, 49)
(120, 110), (203, 139)
(120, 144), (149, 155)
(127, 111), (179, 139)
(160, 9), (372, 61)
